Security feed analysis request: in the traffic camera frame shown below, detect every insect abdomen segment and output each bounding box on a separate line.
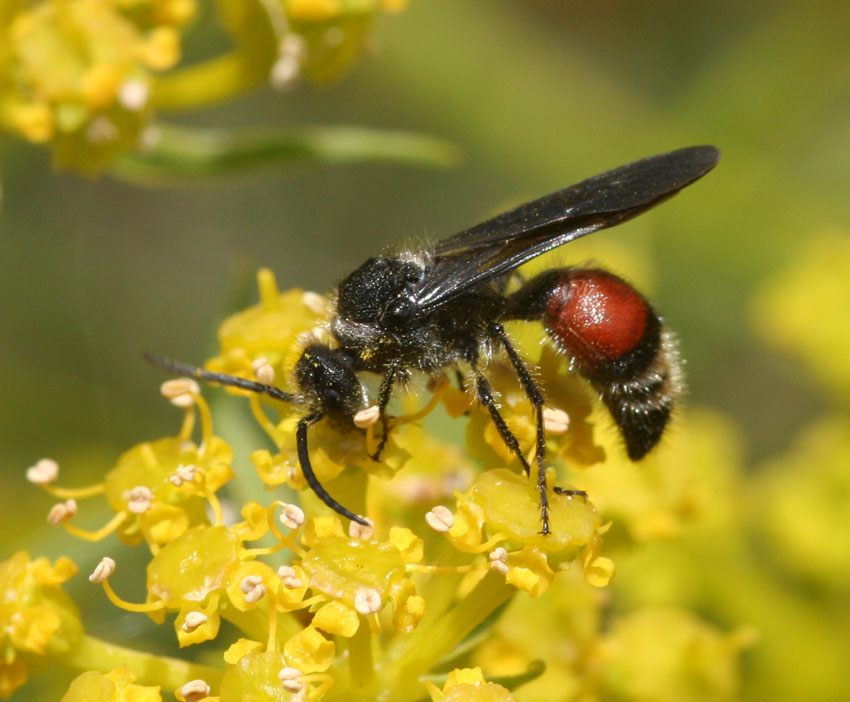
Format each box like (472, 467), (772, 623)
(507, 268), (683, 460)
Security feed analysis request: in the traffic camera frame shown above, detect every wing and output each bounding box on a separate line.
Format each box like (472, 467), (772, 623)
(414, 145), (719, 310)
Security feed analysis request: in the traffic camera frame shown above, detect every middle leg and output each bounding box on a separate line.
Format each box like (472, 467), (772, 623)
(489, 322), (551, 534)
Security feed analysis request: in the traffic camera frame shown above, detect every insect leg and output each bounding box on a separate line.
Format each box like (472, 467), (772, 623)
(489, 323), (551, 535)
(370, 359), (401, 461)
(296, 412), (369, 526)
(474, 371), (534, 478)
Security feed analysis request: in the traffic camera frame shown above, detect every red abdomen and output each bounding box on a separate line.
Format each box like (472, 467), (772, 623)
(544, 269), (650, 376)
(506, 267), (682, 460)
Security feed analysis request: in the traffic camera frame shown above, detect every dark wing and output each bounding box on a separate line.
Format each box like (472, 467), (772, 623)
(414, 145), (719, 310)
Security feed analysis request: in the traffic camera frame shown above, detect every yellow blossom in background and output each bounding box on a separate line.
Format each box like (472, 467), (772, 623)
(0, 0), (194, 171)
(752, 413), (850, 591)
(0, 0), (419, 174)
(216, 0), (408, 89)
(591, 607), (749, 701)
(60, 669), (161, 702)
(752, 230), (850, 400)
(19, 260), (811, 701)
(426, 667), (516, 702)
(0, 552), (82, 698)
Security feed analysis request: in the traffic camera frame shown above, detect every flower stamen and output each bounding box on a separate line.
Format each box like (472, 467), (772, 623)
(425, 505), (454, 533)
(62, 510), (129, 542)
(179, 679), (210, 702)
(47, 499), (77, 525)
(240, 575), (267, 604)
(182, 611), (209, 633)
(542, 406), (570, 434)
(349, 518), (375, 540)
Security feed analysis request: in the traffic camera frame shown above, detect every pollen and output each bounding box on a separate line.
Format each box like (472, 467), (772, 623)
(252, 357), (276, 384)
(543, 407), (570, 434)
(354, 405), (381, 428)
(182, 611), (208, 632)
(170, 463), (197, 486)
(270, 40), (304, 91)
(47, 499), (77, 525)
(353, 587), (382, 615)
(278, 666), (304, 693)
(278, 565), (304, 589)
(89, 557), (116, 583)
(85, 117), (120, 144)
(489, 547), (509, 575)
(240, 575), (267, 603)
(425, 505), (455, 533)
(125, 486), (154, 514)
(117, 79), (150, 112)
(26, 458), (59, 484)
(349, 518), (375, 540)
(301, 291), (326, 314)
(160, 378), (200, 407)
(179, 679), (210, 702)
(280, 503), (306, 529)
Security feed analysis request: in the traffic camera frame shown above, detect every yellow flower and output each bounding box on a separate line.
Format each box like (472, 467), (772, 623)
(299, 515), (424, 635)
(463, 348), (605, 472)
(0, 0), (195, 171)
(283, 626), (335, 672)
(22, 269), (759, 701)
(60, 669), (161, 702)
(752, 416), (850, 589)
(0, 552), (83, 697)
(592, 608), (749, 702)
(426, 667), (516, 702)
(104, 433), (234, 548)
(752, 230), (850, 398)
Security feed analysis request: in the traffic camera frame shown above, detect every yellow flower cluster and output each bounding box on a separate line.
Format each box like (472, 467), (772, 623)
(752, 229), (850, 399)
(0, 0), (194, 171)
(13, 268), (617, 700)
(11, 262), (768, 700)
(751, 230), (850, 590)
(13, 231), (850, 699)
(0, 0), (408, 172)
(61, 669), (161, 702)
(0, 552), (81, 698)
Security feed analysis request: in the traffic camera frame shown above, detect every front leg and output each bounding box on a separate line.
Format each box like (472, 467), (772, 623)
(370, 360), (400, 461)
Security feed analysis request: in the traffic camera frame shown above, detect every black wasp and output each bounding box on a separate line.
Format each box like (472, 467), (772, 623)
(147, 145), (719, 535)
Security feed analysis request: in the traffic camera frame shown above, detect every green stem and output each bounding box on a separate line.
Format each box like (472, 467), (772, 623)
(347, 621), (375, 691)
(153, 51), (268, 111)
(111, 123), (461, 183)
(221, 602), (303, 645)
(60, 634), (223, 690)
(385, 572), (513, 695)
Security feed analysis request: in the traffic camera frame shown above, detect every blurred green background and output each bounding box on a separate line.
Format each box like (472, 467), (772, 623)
(2, 1), (850, 699)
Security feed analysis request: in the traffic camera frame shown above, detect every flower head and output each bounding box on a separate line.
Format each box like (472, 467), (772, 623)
(61, 669), (161, 702)
(24, 268), (757, 701)
(0, 0), (194, 171)
(0, 551), (82, 697)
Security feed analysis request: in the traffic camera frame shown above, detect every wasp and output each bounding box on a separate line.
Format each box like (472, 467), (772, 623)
(146, 145), (719, 534)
